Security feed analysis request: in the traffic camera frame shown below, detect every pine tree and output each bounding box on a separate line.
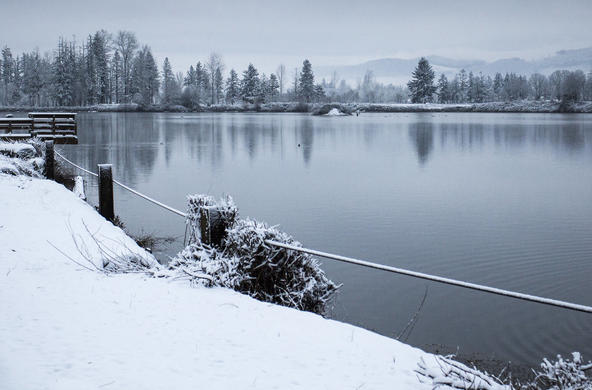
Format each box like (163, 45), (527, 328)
(313, 84), (325, 102)
(111, 50), (123, 103)
(298, 59), (315, 103)
(225, 69), (239, 104)
(161, 57), (175, 105)
(268, 73), (279, 101)
(215, 68), (224, 104)
(53, 38), (75, 106)
(458, 69), (468, 102)
(407, 57), (436, 103)
(258, 73), (269, 102)
(240, 63), (259, 101)
(195, 62), (206, 105)
(467, 71), (475, 102)
(436, 74), (449, 103)
(493, 73), (504, 100)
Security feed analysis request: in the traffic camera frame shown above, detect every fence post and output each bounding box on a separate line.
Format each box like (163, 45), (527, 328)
(199, 208), (211, 245)
(199, 206), (227, 247)
(98, 164), (114, 222)
(44, 140), (54, 180)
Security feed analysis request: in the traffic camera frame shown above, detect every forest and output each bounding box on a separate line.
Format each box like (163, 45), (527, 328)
(1, 29), (591, 108)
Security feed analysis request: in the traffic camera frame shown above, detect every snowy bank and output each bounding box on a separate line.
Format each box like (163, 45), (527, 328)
(0, 174), (511, 389)
(3, 100), (592, 114)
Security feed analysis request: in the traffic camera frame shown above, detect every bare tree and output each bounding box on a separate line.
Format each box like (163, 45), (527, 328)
(206, 52), (224, 104)
(276, 64), (286, 96)
(115, 31), (138, 102)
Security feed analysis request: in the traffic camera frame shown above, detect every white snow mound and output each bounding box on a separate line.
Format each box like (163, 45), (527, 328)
(0, 175), (508, 390)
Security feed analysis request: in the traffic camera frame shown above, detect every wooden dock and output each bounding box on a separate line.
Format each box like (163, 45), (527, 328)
(0, 113), (78, 144)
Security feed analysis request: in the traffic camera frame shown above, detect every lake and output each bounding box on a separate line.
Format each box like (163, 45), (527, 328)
(56, 111), (592, 366)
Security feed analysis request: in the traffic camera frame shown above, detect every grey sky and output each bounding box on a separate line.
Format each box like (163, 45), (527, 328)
(1, 0), (591, 74)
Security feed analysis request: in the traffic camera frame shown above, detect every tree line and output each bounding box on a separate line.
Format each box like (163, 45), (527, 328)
(407, 57), (592, 104)
(1, 30), (591, 108)
(0, 30), (330, 108)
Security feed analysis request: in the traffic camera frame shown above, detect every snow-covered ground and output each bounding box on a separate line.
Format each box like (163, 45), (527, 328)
(0, 173), (507, 390)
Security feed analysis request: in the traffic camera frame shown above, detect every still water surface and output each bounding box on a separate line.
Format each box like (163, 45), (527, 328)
(58, 112), (592, 366)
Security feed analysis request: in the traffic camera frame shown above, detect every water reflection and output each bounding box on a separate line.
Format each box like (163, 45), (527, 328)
(297, 118), (314, 165)
(409, 122), (434, 165)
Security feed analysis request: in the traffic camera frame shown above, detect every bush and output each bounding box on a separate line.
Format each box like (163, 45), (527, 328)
(170, 195), (339, 315)
(522, 352), (591, 390)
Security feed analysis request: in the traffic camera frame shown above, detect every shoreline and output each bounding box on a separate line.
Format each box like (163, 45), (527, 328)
(0, 170), (515, 389)
(2, 100), (592, 114)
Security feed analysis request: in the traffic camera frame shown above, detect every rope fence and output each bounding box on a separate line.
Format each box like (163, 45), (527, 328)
(53, 148), (592, 314)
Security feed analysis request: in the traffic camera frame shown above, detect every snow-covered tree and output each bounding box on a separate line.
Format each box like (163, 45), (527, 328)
(298, 59), (315, 103)
(115, 31), (138, 102)
(268, 73), (279, 101)
(225, 69), (239, 104)
(436, 74), (450, 103)
(407, 57), (436, 103)
(161, 57), (175, 105)
(240, 63), (259, 102)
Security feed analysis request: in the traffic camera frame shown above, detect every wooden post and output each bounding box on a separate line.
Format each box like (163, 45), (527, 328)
(199, 206), (227, 247)
(44, 140), (54, 180)
(98, 164), (114, 222)
(199, 208), (211, 245)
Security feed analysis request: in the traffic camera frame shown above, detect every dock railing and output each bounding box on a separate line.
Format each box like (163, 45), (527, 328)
(0, 112), (78, 144)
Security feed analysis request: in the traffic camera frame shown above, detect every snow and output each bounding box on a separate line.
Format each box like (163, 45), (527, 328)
(73, 175), (86, 200)
(325, 108), (347, 116)
(0, 173), (508, 390)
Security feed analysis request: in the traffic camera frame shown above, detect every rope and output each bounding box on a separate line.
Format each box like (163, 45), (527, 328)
(264, 240), (592, 314)
(54, 150), (187, 218)
(112, 179), (187, 218)
(53, 149), (592, 314)
(54, 150), (98, 177)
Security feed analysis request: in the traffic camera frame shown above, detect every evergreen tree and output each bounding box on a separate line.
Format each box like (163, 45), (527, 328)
(458, 69), (468, 102)
(493, 73), (504, 100)
(436, 74), (450, 103)
(215, 67), (224, 104)
(144, 48), (160, 104)
(407, 57), (436, 103)
(258, 73), (269, 102)
(161, 57), (175, 105)
(195, 62), (207, 105)
(225, 69), (239, 104)
(240, 63), (259, 101)
(111, 50), (123, 103)
(298, 59), (315, 103)
(1, 47), (14, 86)
(268, 73), (279, 101)
(52, 38), (76, 106)
(467, 71), (475, 102)
(313, 84), (325, 102)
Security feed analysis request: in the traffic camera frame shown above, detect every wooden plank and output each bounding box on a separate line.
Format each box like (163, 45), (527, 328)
(0, 118), (33, 123)
(28, 112), (76, 119)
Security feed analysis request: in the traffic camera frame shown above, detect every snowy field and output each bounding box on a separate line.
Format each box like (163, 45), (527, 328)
(0, 173), (508, 389)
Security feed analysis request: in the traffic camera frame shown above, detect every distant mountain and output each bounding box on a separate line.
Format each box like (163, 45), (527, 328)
(316, 47), (592, 86)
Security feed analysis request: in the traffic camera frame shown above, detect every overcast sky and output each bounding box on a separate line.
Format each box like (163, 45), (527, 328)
(1, 0), (591, 74)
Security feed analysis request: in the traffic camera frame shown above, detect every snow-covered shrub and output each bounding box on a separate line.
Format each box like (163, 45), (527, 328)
(416, 355), (511, 390)
(0, 140), (44, 177)
(185, 194), (238, 246)
(169, 243), (241, 288)
(222, 219), (339, 314)
(523, 352), (591, 390)
(171, 195), (339, 315)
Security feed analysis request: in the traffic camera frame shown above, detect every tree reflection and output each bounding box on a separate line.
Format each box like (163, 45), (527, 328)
(409, 122), (434, 165)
